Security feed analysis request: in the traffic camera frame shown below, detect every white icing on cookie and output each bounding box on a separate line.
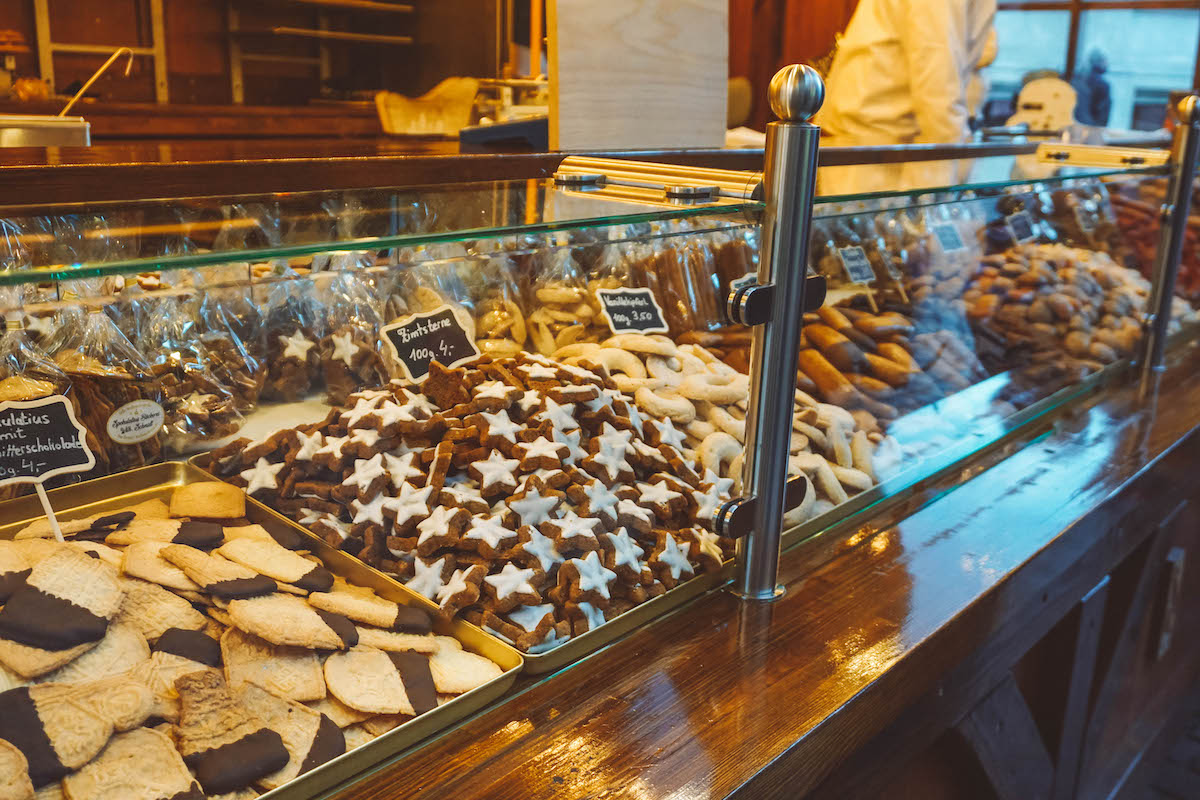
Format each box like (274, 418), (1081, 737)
(315, 435), (349, 461)
(484, 563), (537, 600)
(349, 427), (381, 449)
(548, 511), (599, 547)
(702, 469), (735, 500)
(370, 401), (411, 429)
(569, 552), (617, 599)
(581, 480), (620, 519)
(616, 498), (653, 526)
(342, 453), (387, 492)
(692, 527), (723, 562)
(655, 533), (693, 580)
(637, 481), (681, 507)
(407, 556), (448, 599)
(520, 363), (558, 381)
(518, 437), (565, 464)
(417, 505), (459, 547)
(383, 452), (423, 487)
(559, 428), (587, 467)
(474, 380), (513, 402)
(651, 418), (687, 450)
(385, 483), (432, 527)
(604, 528), (645, 572)
(342, 396), (383, 427)
(516, 390), (541, 417)
(479, 409), (521, 444)
(519, 528), (563, 573)
(436, 565), (481, 606)
(463, 515), (515, 550)
(509, 488), (559, 527)
(472, 450), (519, 492)
(293, 430), (324, 461)
(576, 601), (607, 631)
(506, 603), (555, 633)
(240, 457), (284, 495)
(443, 483), (485, 509)
(280, 330), (315, 361)
(351, 492), (388, 526)
(177, 392), (215, 416)
(330, 332), (360, 366)
(536, 398), (578, 432)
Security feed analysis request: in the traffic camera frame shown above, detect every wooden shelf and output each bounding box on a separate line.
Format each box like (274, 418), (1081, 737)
(242, 0), (415, 13)
(266, 26), (413, 45)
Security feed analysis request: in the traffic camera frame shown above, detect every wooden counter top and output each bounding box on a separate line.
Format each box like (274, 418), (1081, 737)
(0, 138), (765, 208)
(330, 342), (1200, 800)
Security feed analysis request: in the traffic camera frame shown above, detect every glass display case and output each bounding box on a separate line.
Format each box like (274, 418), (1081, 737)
(0, 145), (1195, 799)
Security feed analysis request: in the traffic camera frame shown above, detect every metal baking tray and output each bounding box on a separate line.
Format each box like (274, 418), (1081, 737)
(191, 452), (734, 675)
(0, 462), (523, 800)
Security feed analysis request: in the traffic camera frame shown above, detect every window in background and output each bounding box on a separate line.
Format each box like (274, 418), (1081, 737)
(1076, 9), (1200, 130)
(981, 10), (1071, 126)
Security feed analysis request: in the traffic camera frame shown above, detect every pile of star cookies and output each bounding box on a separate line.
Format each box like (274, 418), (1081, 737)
(206, 352), (737, 654)
(0, 481), (503, 799)
(552, 334), (885, 523)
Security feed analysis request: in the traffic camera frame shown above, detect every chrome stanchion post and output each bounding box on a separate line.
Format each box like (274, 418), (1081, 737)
(731, 65), (825, 600)
(1141, 94), (1200, 392)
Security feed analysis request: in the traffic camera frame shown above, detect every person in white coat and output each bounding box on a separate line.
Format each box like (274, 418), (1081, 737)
(815, 0), (997, 195)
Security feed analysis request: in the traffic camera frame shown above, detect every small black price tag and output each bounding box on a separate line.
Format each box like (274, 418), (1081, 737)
(837, 246), (875, 284)
(1007, 211), (1036, 243)
(931, 222), (966, 253)
(0, 396), (96, 487)
(382, 306), (480, 382)
(596, 288), (669, 334)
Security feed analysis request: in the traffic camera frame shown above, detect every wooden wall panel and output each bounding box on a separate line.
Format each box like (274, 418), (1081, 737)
(0, 0), (436, 107)
(48, 0), (148, 47)
(549, 0), (727, 150)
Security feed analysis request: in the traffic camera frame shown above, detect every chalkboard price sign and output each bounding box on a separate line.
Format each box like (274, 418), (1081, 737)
(596, 288), (669, 334)
(931, 223), (966, 254)
(0, 396), (95, 487)
(382, 306), (480, 383)
(1007, 211), (1036, 243)
(837, 246), (875, 284)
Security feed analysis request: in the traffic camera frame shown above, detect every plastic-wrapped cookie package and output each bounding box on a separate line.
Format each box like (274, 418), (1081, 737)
(317, 271), (389, 405)
(526, 236), (610, 355)
(48, 305), (165, 477)
(469, 254), (529, 359)
(137, 294), (245, 453)
(261, 273), (326, 402)
(0, 306), (84, 499)
(192, 266), (266, 413)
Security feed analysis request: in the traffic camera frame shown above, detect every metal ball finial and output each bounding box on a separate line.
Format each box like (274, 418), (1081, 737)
(768, 64), (825, 122)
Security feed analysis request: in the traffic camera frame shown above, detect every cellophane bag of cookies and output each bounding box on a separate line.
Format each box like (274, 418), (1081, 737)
(317, 271), (389, 405)
(138, 294), (244, 453)
(526, 236), (609, 355)
(628, 225), (720, 337)
(467, 254), (528, 359)
(261, 272), (326, 401)
(0, 304), (85, 498)
(49, 306), (166, 476)
(192, 265), (266, 412)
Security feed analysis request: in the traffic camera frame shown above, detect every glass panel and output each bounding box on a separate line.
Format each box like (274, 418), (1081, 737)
(981, 10), (1072, 126)
(816, 155), (1166, 204)
(1076, 8), (1200, 130)
(787, 171), (1192, 536)
(0, 179), (761, 285)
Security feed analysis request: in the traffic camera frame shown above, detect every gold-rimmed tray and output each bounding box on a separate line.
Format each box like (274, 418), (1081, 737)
(190, 452), (733, 675)
(0, 462), (524, 800)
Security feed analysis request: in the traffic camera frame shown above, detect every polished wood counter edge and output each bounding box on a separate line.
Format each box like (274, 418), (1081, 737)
(0, 140), (766, 207)
(332, 342), (1200, 800)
